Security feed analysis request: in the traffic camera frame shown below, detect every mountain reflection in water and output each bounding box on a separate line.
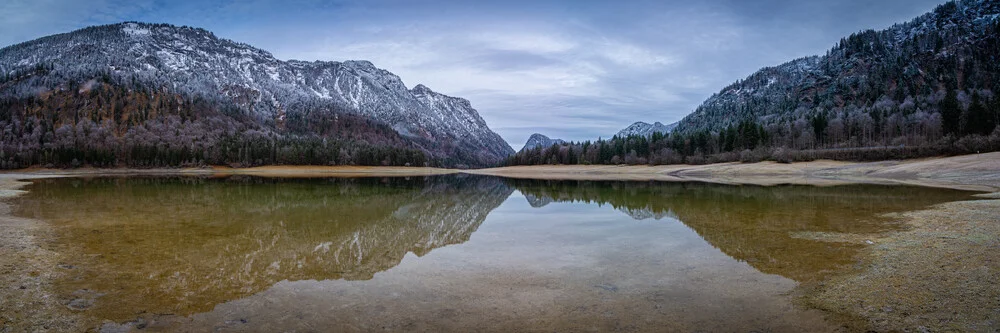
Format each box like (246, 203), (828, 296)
(512, 179), (975, 282)
(15, 175), (512, 320)
(12, 175), (976, 330)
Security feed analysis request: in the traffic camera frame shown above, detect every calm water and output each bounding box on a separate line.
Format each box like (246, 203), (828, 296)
(13, 175), (977, 332)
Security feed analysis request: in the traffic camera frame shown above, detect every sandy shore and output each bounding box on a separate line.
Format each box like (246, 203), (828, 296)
(469, 152), (1000, 192)
(7, 165), (458, 178)
(1, 153), (999, 331)
(5, 152), (998, 191)
(800, 197), (1000, 331)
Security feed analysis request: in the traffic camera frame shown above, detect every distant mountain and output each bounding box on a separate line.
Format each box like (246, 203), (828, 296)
(520, 133), (566, 151)
(615, 121), (676, 138)
(0, 22), (513, 168)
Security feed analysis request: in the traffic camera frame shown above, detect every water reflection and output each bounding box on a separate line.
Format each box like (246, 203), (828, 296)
(15, 175), (512, 320)
(511, 180), (975, 281)
(12, 175), (978, 331)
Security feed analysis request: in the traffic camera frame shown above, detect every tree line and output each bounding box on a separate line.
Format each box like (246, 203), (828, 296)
(506, 89), (1000, 166)
(0, 81), (430, 169)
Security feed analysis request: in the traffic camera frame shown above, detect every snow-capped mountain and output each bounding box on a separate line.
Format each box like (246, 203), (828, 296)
(615, 121), (676, 138)
(0, 22), (513, 167)
(520, 133), (566, 151)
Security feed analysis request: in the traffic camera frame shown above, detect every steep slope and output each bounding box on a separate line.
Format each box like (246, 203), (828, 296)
(615, 121), (676, 138)
(0, 22), (513, 167)
(410, 84), (513, 166)
(676, 0), (1000, 145)
(520, 133), (566, 151)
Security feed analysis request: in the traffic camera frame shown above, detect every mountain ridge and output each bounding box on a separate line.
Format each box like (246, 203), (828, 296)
(615, 121), (676, 138)
(675, 0), (1000, 137)
(0, 22), (513, 168)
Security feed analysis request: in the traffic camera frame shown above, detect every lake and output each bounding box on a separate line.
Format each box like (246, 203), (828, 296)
(11, 175), (977, 332)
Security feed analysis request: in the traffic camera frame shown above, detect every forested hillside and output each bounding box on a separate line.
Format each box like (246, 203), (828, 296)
(507, 0), (1000, 166)
(0, 22), (512, 169)
(0, 80), (427, 168)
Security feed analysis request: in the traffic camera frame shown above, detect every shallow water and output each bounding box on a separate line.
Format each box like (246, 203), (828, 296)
(12, 175), (977, 332)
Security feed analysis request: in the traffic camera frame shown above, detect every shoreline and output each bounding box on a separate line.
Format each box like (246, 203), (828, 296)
(1, 153), (998, 331)
(0, 174), (78, 331)
(4, 152), (996, 191)
(468, 152), (1000, 192)
(4, 165), (458, 178)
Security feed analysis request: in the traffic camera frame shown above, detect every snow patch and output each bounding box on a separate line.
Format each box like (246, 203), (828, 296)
(122, 23), (151, 37)
(265, 65), (280, 81)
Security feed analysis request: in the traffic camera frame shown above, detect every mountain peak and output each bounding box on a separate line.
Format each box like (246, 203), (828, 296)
(342, 60), (377, 70)
(615, 121), (675, 138)
(411, 84), (433, 93)
(110, 21), (219, 41)
(521, 133), (566, 151)
(528, 133), (550, 140)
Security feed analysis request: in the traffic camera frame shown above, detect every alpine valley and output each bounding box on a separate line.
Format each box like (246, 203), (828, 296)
(0, 22), (514, 169)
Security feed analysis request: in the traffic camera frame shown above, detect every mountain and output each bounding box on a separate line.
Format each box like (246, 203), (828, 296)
(520, 133), (566, 151)
(504, 0), (1000, 167)
(615, 121), (676, 138)
(0, 22), (513, 168)
(675, 0), (1000, 140)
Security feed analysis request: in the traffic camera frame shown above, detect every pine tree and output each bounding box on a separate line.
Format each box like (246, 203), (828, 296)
(993, 96), (1000, 134)
(964, 93), (993, 136)
(810, 113), (828, 147)
(940, 89), (961, 136)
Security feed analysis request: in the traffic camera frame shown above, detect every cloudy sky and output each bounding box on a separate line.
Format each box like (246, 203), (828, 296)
(1, 0), (947, 147)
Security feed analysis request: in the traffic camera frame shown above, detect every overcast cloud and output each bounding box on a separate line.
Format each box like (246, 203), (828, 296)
(0, 0), (947, 146)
